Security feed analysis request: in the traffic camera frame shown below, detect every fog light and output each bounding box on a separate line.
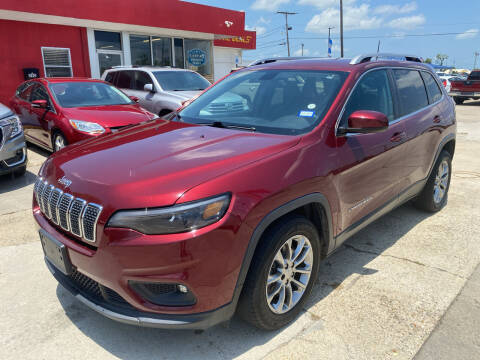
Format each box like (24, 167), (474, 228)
(177, 284), (188, 293)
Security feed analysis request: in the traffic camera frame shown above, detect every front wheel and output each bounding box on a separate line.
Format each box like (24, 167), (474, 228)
(414, 150), (452, 212)
(53, 132), (67, 152)
(238, 216), (321, 330)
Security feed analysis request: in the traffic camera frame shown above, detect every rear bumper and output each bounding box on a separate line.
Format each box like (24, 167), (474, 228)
(449, 91), (480, 98)
(0, 134), (27, 175)
(46, 259), (235, 329)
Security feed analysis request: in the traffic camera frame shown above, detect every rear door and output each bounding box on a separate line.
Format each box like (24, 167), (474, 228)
(335, 69), (409, 234)
(115, 70), (135, 96)
(11, 82), (35, 138)
(393, 69), (446, 187)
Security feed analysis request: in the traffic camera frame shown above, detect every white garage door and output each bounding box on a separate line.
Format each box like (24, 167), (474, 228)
(213, 47), (242, 82)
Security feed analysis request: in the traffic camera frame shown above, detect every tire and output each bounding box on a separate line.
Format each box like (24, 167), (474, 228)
(414, 150), (452, 212)
(52, 132), (67, 152)
(238, 215), (321, 330)
(454, 97), (464, 105)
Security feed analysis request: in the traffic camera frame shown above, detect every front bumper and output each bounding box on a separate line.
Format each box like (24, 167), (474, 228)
(34, 201), (250, 329)
(0, 134), (27, 175)
(45, 259), (235, 329)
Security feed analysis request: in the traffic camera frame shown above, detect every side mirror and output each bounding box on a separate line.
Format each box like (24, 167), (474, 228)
(340, 110), (389, 134)
(129, 96), (139, 102)
(144, 84), (155, 93)
(31, 99), (48, 109)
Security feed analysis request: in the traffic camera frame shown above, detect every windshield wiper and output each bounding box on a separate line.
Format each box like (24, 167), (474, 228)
(197, 121), (256, 132)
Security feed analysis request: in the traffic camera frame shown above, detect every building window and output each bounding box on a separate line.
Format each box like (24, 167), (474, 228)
(41, 47), (73, 77)
(174, 38), (185, 68)
(130, 35), (152, 66)
(130, 34), (172, 67)
(184, 39), (212, 76)
(95, 31), (122, 51)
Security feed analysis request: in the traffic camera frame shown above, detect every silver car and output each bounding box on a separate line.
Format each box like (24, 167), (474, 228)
(0, 103), (27, 177)
(102, 67), (210, 117)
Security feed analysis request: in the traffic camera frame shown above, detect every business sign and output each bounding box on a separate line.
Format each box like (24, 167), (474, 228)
(188, 49), (206, 66)
(23, 68), (39, 80)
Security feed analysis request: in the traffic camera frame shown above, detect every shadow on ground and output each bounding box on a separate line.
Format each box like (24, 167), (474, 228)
(0, 170), (37, 194)
(55, 202), (432, 359)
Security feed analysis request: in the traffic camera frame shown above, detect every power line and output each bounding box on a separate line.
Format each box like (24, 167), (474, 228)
(290, 31), (478, 40)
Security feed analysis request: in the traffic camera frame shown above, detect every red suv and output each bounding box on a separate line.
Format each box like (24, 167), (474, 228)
(33, 54), (456, 330)
(10, 78), (158, 152)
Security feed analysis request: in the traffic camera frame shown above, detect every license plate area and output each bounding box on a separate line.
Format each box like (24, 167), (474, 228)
(40, 229), (73, 275)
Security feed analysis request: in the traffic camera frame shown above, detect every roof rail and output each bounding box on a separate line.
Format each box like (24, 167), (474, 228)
(350, 53), (423, 65)
(248, 56), (324, 67)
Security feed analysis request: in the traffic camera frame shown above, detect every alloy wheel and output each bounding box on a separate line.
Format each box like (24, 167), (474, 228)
(54, 135), (66, 152)
(265, 235), (314, 314)
(433, 160), (449, 204)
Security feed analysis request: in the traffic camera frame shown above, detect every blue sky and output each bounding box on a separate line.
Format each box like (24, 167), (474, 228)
(187, 0), (480, 69)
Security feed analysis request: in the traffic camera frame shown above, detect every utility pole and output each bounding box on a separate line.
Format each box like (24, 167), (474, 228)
(340, 0), (344, 57)
(301, 43), (304, 56)
(277, 11), (297, 57)
(328, 27), (334, 57)
(474, 52), (479, 69)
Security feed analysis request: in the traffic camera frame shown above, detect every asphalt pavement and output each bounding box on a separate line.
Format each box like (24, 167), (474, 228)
(0, 101), (479, 360)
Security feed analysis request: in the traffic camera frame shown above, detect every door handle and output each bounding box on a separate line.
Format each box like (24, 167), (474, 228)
(390, 131), (406, 143)
(433, 115), (441, 123)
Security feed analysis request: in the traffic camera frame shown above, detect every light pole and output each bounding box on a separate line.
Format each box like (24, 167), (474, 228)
(340, 0), (344, 58)
(474, 52), (479, 69)
(301, 43), (304, 56)
(277, 11), (297, 57)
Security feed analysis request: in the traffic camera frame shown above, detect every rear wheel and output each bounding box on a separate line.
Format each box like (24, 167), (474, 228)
(414, 150), (452, 212)
(238, 216), (321, 330)
(52, 132), (67, 152)
(454, 97), (464, 105)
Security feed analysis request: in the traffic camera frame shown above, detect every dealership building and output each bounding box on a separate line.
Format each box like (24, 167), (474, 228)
(0, 0), (256, 104)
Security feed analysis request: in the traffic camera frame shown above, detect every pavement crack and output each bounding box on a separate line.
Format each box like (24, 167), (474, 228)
(344, 244), (466, 279)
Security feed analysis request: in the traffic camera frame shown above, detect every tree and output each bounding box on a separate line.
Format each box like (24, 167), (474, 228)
(436, 54), (449, 66)
(425, 58), (433, 64)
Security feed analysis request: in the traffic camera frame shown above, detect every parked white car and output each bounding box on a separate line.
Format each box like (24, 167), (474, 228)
(102, 67), (211, 117)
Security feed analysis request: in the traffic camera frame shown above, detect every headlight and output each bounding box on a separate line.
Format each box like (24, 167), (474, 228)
(69, 120), (105, 134)
(107, 194), (231, 235)
(0, 115), (23, 139)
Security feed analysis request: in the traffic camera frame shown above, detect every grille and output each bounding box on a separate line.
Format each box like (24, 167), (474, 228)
(34, 177), (102, 243)
(68, 270), (131, 308)
(0, 127), (3, 149)
(142, 283), (176, 295)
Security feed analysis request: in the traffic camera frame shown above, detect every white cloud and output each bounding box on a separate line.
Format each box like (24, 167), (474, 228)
(246, 25), (267, 35)
(388, 14), (425, 29)
(306, 4), (382, 32)
(258, 16), (271, 24)
(298, 0), (356, 9)
(251, 0), (290, 11)
(456, 28), (479, 40)
(374, 2), (417, 15)
(294, 48), (310, 56)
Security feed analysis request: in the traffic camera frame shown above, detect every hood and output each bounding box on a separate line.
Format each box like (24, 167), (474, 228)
(41, 120), (299, 213)
(62, 104), (152, 128)
(0, 103), (13, 119)
(162, 90), (203, 101)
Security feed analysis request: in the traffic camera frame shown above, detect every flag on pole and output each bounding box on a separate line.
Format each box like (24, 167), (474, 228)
(328, 38), (333, 57)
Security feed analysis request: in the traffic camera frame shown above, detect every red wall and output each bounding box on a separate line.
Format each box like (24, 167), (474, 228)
(0, 19), (90, 105)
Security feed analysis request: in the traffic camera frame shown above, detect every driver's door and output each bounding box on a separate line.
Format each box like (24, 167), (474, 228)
(334, 69), (409, 236)
(29, 84), (57, 150)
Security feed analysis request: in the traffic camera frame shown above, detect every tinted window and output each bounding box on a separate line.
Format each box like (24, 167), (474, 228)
(422, 72), (443, 103)
(152, 36), (172, 66)
(116, 71), (133, 89)
(130, 35), (151, 66)
(179, 70), (348, 135)
(49, 82), (133, 108)
(104, 72), (116, 84)
(393, 69), (429, 117)
(17, 83), (34, 100)
(133, 71), (153, 91)
(469, 71), (480, 80)
(341, 70), (394, 126)
(153, 71), (210, 91)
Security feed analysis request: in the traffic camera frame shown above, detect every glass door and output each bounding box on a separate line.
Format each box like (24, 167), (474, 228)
(97, 51), (123, 76)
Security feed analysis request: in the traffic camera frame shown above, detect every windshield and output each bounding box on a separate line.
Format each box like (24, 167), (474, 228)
(153, 71), (210, 91)
(49, 82), (133, 108)
(178, 69), (348, 135)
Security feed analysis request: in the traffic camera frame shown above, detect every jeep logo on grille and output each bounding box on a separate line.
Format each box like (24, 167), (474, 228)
(58, 176), (72, 188)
